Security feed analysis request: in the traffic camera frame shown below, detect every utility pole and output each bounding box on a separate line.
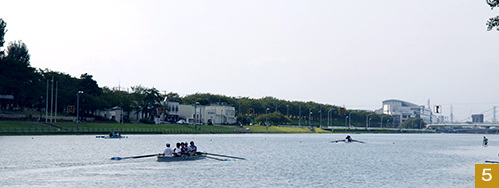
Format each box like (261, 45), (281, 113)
(50, 77), (54, 122)
(309, 108), (312, 127)
(55, 81), (58, 123)
(319, 106), (322, 128)
(77, 91), (83, 130)
(45, 80), (48, 123)
(299, 103), (301, 126)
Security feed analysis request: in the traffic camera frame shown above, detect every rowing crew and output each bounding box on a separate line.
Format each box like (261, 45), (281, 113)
(163, 141), (197, 157)
(109, 132), (121, 138)
(345, 135), (353, 143)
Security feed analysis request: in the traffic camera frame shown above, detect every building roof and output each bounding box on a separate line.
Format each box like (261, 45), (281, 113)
(0, 95), (14, 100)
(382, 99), (420, 107)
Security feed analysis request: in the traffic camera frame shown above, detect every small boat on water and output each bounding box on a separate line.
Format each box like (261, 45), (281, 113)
(97, 132), (127, 139)
(157, 153), (207, 162)
(96, 135), (128, 139)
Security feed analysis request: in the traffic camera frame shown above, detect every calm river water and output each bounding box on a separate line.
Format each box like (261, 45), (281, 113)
(0, 134), (495, 187)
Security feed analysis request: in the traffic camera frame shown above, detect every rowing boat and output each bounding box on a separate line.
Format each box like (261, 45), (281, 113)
(96, 135), (128, 139)
(331, 139), (365, 143)
(157, 153), (207, 162)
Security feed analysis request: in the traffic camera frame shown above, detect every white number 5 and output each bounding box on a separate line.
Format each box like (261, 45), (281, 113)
(483, 168), (492, 181)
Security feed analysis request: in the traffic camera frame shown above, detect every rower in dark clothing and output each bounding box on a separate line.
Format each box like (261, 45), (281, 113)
(345, 135), (352, 143)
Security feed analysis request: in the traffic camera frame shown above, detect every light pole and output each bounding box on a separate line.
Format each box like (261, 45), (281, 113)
(194, 102), (199, 130)
(366, 114), (371, 128)
(266, 107), (269, 131)
(345, 115), (348, 128)
(328, 109), (333, 127)
(381, 115), (387, 128)
(76, 91), (83, 130)
(309, 109), (312, 127)
(299, 103), (301, 126)
(39, 96), (43, 121)
(319, 106), (322, 128)
(387, 119), (390, 129)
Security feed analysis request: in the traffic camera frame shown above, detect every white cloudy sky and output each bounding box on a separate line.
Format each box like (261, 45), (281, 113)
(2, 0), (499, 122)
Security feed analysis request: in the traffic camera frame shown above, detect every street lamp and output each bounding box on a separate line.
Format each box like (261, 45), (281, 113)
(366, 114), (371, 128)
(309, 109), (312, 127)
(39, 96), (43, 121)
(195, 102), (200, 130)
(381, 115), (387, 128)
(328, 109), (333, 127)
(76, 91), (83, 130)
(266, 108), (269, 131)
(299, 103), (301, 126)
(319, 106), (322, 128)
(345, 116), (348, 128)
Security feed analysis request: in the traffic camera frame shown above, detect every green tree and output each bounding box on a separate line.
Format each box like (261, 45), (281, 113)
(254, 112), (292, 125)
(131, 85), (162, 120)
(400, 118), (426, 129)
(236, 113), (252, 125)
(78, 73), (103, 116)
(6, 40), (30, 63)
(41, 70), (79, 115)
(0, 40), (41, 111)
(101, 87), (133, 122)
(165, 92), (182, 103)
(487, 0), (499, 31)
(0, 18), (6, 57)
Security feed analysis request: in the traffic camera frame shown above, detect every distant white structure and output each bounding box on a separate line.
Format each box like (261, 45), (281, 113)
(178, 103), (236, 125)
(100, 106), (123, 123)
(376, 99), (436, 127)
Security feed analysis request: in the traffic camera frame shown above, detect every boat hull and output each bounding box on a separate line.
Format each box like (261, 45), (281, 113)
(157, 153), (206, 162)
(96, 136), (128, 139)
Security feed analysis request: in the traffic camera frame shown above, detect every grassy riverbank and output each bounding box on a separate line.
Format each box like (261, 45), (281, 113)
(0, 120), (436, 135)
(0, 120), (331, 135)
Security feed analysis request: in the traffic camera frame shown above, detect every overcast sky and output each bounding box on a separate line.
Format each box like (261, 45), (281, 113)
(2, 0), (499, 122)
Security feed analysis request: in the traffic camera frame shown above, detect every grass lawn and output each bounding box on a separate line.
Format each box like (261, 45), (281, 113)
(0, 120), (248, 134)
(243, 125), (330, 133)
(0, 121), (55, 128)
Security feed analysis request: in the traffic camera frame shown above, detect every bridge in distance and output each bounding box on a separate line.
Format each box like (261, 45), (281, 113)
(427, 123), (499, 129)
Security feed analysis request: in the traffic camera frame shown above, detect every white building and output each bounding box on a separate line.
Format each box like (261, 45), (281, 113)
(98, 106), (123, 123)
(376, 99), (436, 127)
(202, 104), (236, 125)
(177, 104), (236, 125)
(165, 102), (180, 122)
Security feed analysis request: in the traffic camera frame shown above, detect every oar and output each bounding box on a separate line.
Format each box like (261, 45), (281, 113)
(486, 160), (499, 163)
(206, 156), (230, 161)
(329, 139), (365, 143)
(111, 153), (160, 160)
(352, 140), (365, 143)
(202, 153), (248, 160)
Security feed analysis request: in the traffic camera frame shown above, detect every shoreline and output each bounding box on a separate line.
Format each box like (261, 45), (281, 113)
(0, 120), (436, 135)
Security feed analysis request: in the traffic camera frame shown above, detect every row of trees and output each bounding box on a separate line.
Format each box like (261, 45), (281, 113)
(1, 18), (400, 127)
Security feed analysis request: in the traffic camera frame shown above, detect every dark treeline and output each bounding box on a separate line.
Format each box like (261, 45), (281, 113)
(0, 18), (394, 127)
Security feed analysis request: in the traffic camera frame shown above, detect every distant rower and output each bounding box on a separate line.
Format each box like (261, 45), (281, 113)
(483, 136), (489, 146)
(345, 135), (352, 143)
